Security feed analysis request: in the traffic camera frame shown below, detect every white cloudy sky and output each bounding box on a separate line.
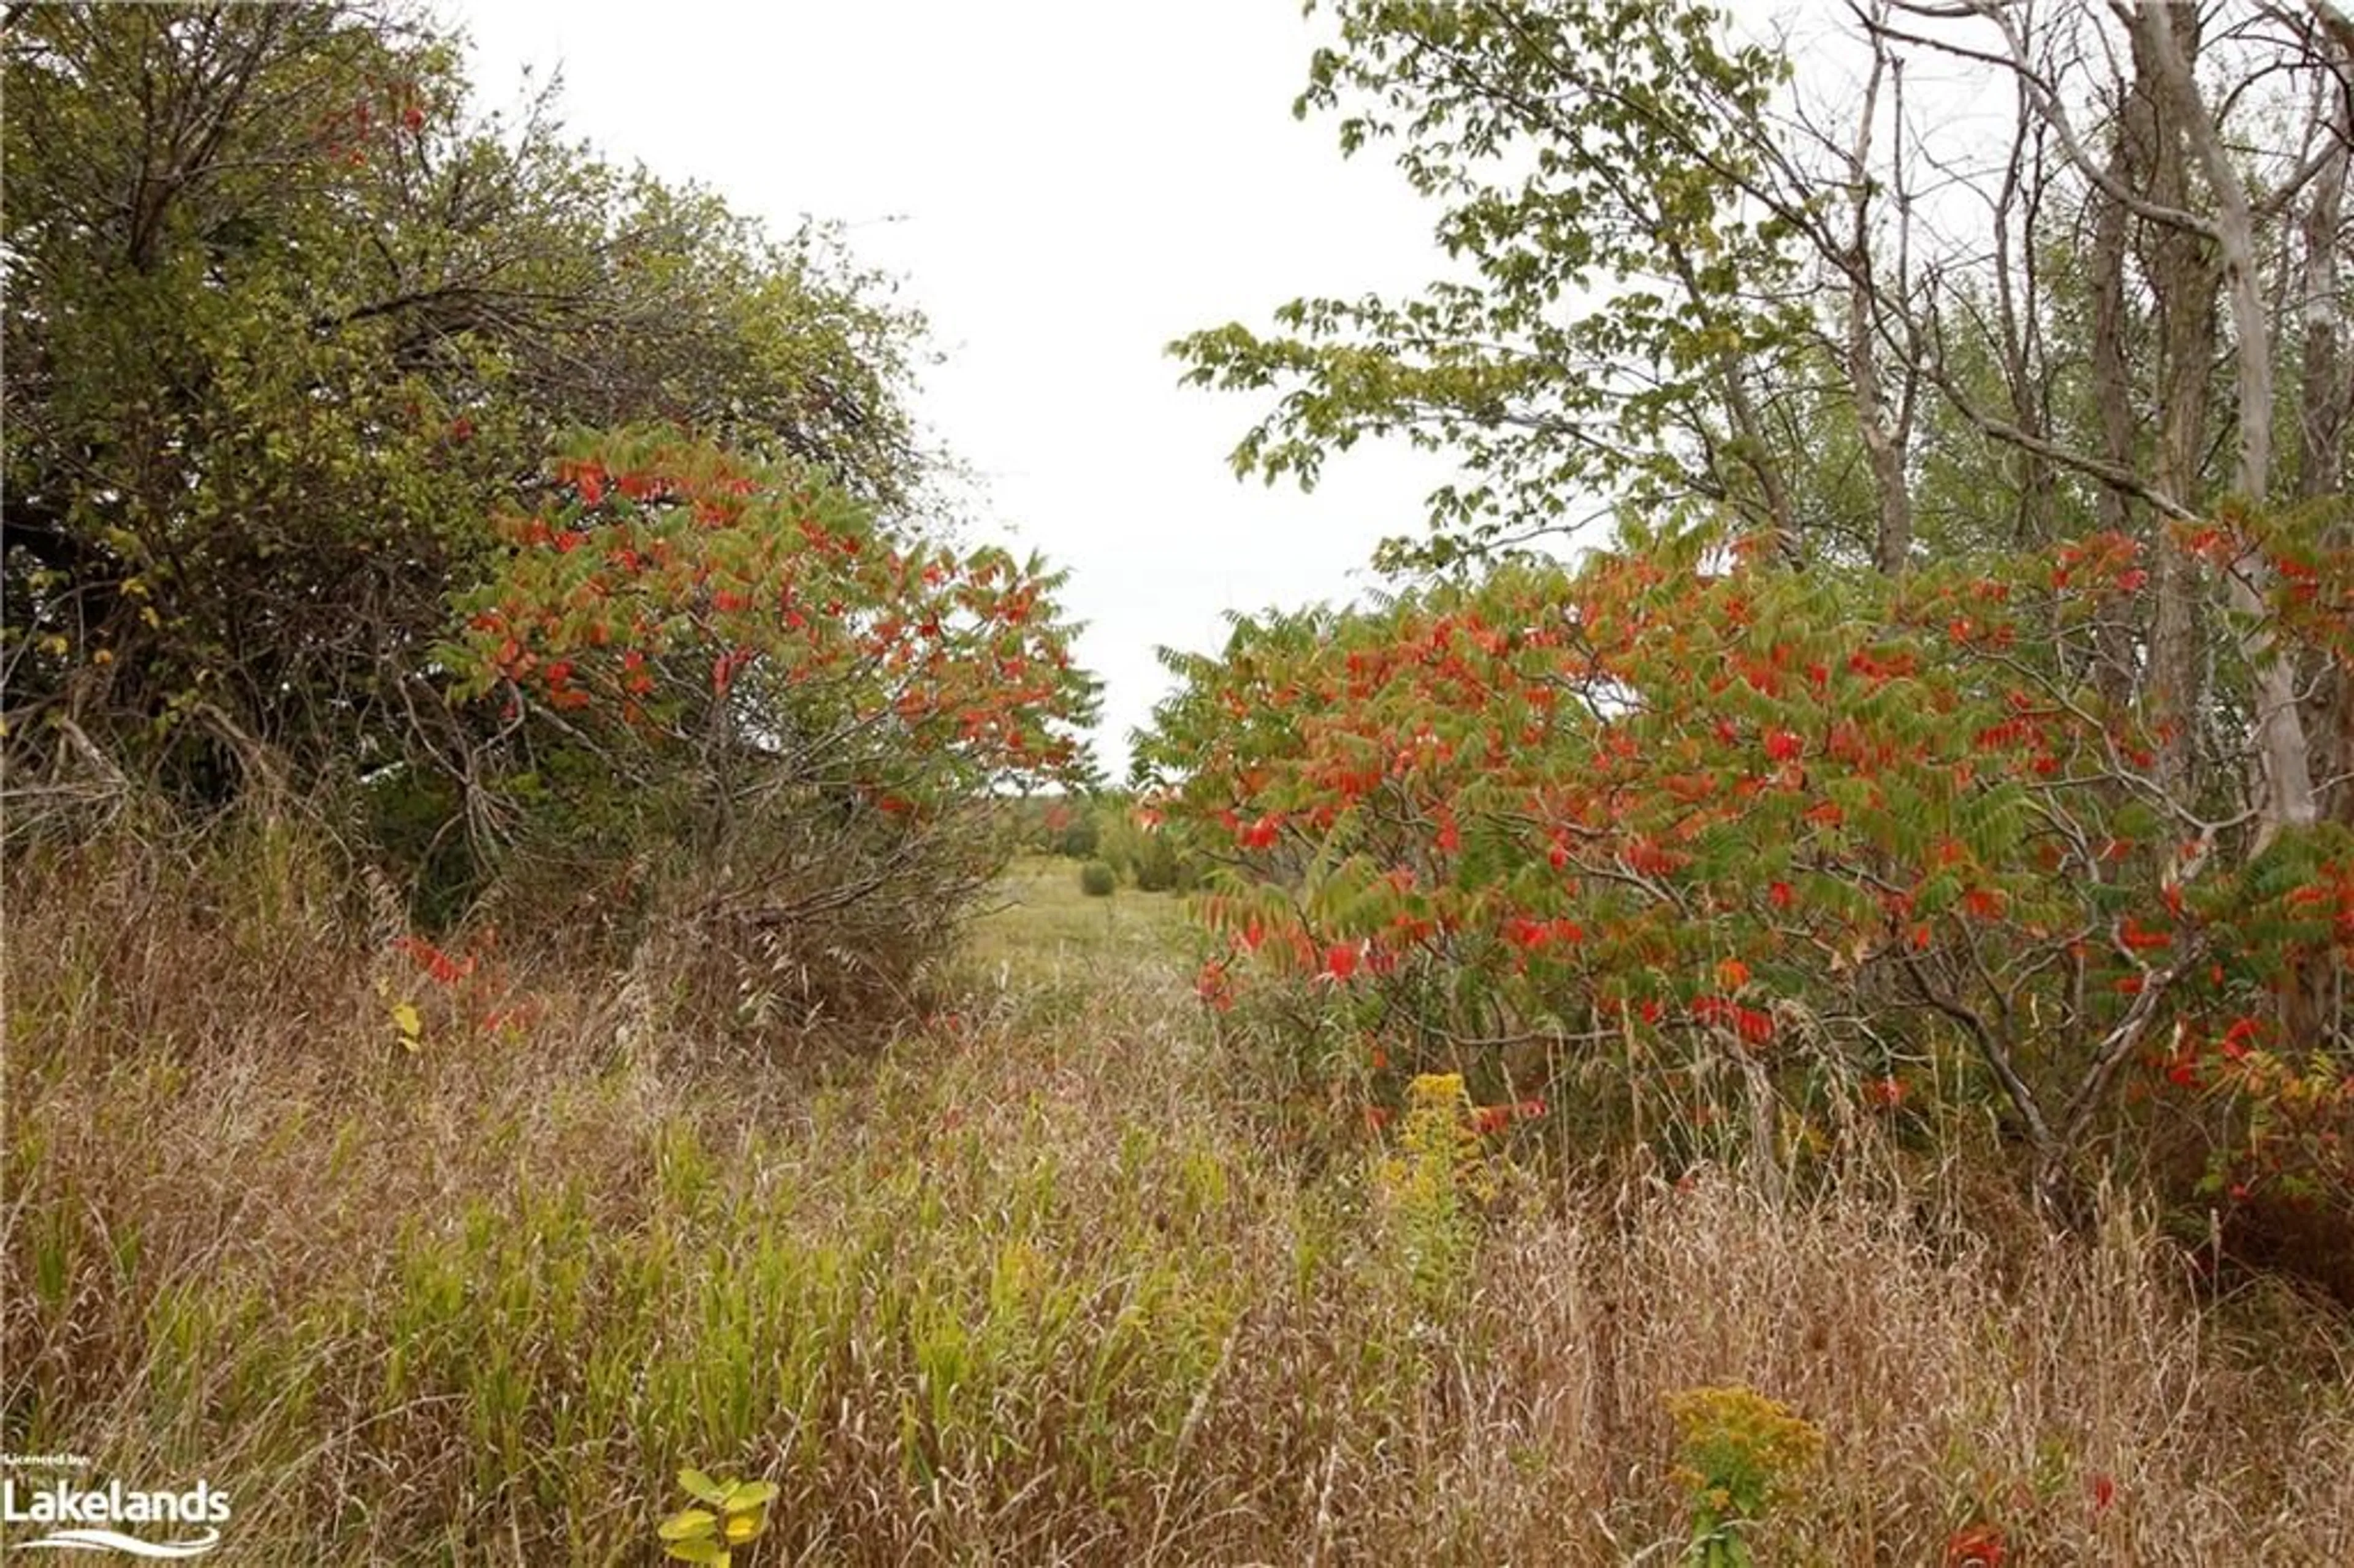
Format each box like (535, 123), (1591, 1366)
(455, 1), (1469, 780)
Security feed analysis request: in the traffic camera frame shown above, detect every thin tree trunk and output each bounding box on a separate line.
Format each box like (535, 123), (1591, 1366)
(2087, 116), (2140, 712)
(2297, 52), (2352, 829)
(2130, 1), (2320, 843)
(2128, 5), (2212, 809)
(1847, 11), (1915, 576)
(2289, 28), (2351, 1041)
(1993, 97), (2055, 549)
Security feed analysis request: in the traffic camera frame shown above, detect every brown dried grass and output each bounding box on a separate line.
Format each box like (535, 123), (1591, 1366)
(4, 828), (2349, 1564)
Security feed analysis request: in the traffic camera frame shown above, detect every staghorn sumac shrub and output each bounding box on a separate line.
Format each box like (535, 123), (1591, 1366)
(1138, 517), (2353, 1233)
(442, 427), (1097, 1037)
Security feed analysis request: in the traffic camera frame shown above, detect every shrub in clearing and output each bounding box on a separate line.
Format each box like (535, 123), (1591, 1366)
(1056, 812), (1102, 859)
(443, 428), (1098, 1036)
(1137, 519), (2354, 1241)
(1080, 859), (1118, 897)
(1132, 831), (1183, 892)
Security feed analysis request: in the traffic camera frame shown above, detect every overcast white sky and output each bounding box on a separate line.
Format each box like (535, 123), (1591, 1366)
(454, 1), (1474, 780)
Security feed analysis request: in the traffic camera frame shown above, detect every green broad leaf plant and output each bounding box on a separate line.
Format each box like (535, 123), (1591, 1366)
(659, 1468), (777, 1566)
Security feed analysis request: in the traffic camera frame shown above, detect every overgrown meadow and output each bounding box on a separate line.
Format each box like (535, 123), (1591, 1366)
(5, 839), (2352, 1564)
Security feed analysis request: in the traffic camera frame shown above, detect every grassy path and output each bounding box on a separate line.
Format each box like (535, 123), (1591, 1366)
(960, 856), (1196, 992)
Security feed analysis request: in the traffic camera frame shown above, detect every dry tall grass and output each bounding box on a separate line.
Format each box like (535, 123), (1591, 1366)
(5, 834), (2350, 1563)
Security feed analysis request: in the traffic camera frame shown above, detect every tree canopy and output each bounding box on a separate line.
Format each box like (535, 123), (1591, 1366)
(4, 2), (929, 803)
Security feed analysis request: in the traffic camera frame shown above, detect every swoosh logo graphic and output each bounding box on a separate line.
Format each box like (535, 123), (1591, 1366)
(16, 1526), (223, 1557)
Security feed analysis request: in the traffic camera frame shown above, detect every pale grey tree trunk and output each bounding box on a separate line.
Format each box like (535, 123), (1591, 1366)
(2129, 1), (2320, 844)
(2127, 4), (2214, 810)
(1846, 13), (1917, 576)
(2296, 28), (2352, 829)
